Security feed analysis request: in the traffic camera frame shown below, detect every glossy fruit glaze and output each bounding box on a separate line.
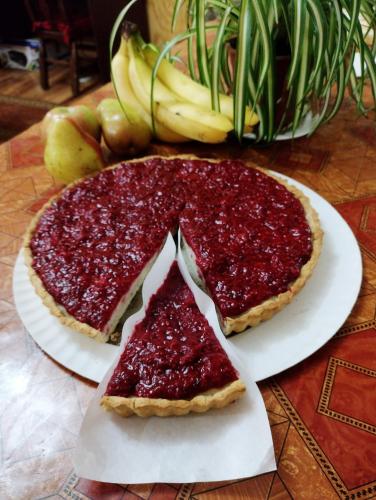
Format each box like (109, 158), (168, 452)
(179, 159), (312, 317)
(105, 261), (238, 399)
(30, 157), (312, 330)
(30, 158), (185, 330)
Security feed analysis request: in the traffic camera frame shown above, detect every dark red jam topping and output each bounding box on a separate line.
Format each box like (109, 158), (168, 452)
(30, 158), (312, 330)
(178, 160), (312, 317)
(105, 262), (238, 399)
(30, 159), (185, 330)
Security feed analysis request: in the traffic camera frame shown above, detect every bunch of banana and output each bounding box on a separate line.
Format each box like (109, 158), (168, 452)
(111, 36), (186, 143)
(111, 23), (259, 144)
(143, 45), (259, 129)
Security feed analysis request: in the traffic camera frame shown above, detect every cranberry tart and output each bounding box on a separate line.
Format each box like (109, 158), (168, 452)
(24, 155), (322, 341)
(101, 261), (246, 417)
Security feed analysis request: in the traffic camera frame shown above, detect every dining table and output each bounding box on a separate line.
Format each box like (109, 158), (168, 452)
(0, 81), (375, 500)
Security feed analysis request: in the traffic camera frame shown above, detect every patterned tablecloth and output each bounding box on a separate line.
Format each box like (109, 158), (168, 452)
(0, 83), (375, 500)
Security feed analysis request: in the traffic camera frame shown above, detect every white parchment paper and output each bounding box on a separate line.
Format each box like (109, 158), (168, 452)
(74, 233), (275, 484)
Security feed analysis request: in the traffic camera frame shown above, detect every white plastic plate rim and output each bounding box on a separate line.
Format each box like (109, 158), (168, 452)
(13, 173), (362, 383)
(13, 257), (119, 382)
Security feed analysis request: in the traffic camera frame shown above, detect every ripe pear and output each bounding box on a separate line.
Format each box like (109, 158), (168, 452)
(96, 98), (151, 155)
(44, 118), (104, 184)
(42, 105), (101, 144)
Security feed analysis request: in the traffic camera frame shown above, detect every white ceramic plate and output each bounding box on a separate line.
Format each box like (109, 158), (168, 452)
(13, 174), (362, 382)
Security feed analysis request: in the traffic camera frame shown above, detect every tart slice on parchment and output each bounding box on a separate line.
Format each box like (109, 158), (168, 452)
(74, 239), (274, 482)
(101, 260), (246, 417)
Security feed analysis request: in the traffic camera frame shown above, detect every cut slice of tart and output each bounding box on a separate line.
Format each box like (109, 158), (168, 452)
(23, 157), (185, 342)
(101, 261), (246, 417)
(178, 160), (323, 334)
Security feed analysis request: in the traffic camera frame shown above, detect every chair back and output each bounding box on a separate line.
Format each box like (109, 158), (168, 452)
(24, 0), (92, 44)
(24, 0), (89, 27)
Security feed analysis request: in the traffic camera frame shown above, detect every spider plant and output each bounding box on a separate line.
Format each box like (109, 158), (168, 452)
(154, 0), (376, 142)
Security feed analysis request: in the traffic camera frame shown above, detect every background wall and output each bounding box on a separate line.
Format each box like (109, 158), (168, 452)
(147, 0), (186, 46)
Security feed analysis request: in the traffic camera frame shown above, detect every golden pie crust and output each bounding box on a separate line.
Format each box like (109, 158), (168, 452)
(24, 192), (108, 342)
(100, 379), (246, 417)
(23, 154), (323, 341)
(222, 169), (323, 335)
(23, 157), (164, 343)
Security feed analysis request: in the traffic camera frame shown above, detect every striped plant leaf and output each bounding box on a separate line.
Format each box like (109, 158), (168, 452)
(195, 0), (211, 86)
(293, 14), (311, 131)
(287, 0), (307, 88)
(306, 0), (327, 90)
(172, 0), (185, 32)
(211, 6), (233, 111)
(233, 0), (252, 139)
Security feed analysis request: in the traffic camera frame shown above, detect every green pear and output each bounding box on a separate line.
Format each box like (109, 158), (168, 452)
(44, 118), (104, 184)
(42, 105), (101, 144)
(96, 98), (151, 155)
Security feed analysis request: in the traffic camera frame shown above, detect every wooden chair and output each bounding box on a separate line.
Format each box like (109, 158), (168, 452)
(24, 0), (96, 96)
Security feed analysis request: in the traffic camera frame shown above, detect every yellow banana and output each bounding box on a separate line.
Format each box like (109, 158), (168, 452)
(111, 38), (188, 143)
(162, 102), (233, 132)
(111, 38), (144, 112)
(143, 45), (259, 127)
(127, 39), (228, 144)
(135, 47), (233, 133)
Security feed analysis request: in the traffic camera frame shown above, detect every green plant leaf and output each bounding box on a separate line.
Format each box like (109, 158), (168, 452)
(247, 67), (266, 141)
(287, 0), (307, 88)
(211, 6), (233, 111)
(109, 0), (139, 65)
(172, 0), (186, 32)
(311, 53), (332, 132)
(109, 0), (140, 123)
(221, 43), (233, 90)
(292, 13), (311, 131)
(210, 0), (240, 17)
(324, 61), (346, 123)
(233, 0), (252, 139)
(340, 0), (361, 57)
(272, 0), (279, 24)
(251, 0), (272, 95)
(323, 0), (343, 94)
(306, 0), (327, 90)
(196, 0), (211, 86)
